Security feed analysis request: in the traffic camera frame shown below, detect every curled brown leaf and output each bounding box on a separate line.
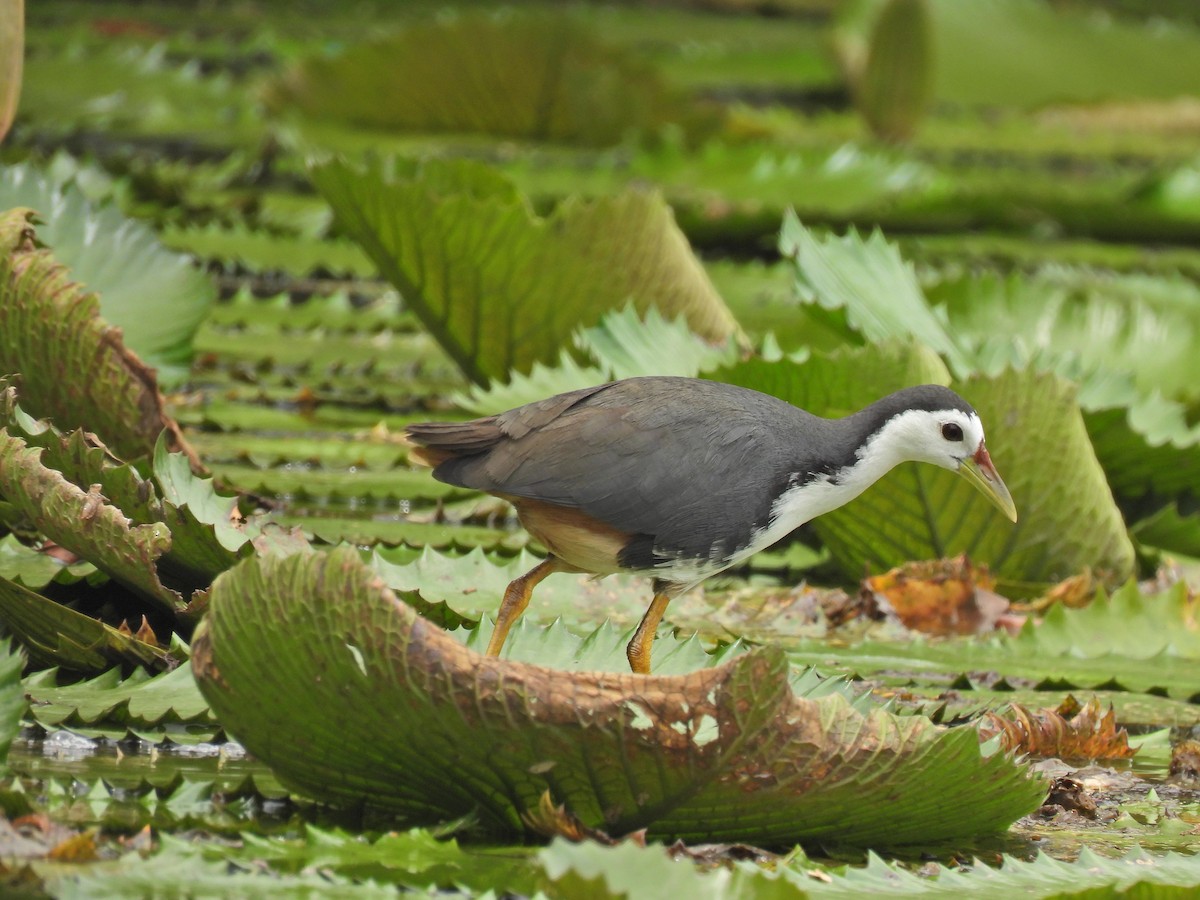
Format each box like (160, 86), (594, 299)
(864, 554), (1010, 635)
(979, 696), (1134, 761)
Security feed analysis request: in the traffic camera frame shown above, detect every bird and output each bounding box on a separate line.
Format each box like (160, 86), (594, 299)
(405, 376), (1016, 674)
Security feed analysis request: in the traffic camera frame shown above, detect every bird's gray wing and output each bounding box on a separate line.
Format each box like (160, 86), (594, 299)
(435, 379), (808, 560)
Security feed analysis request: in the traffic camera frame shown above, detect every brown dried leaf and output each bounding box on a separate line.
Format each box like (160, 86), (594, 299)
(979, 696), (1135, 761)
(1015, 571), (1098, 614)
(1169, 739), (1200, 782)
(134, 616), (160, 647)
(47, 831), (98, 863)
(1, 814), (82, 862)
(864, 554), (1009, 635)
(522, 791), (628, 846)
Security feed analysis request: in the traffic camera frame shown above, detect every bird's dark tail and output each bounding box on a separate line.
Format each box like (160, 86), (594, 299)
(404, 417), (502, 468)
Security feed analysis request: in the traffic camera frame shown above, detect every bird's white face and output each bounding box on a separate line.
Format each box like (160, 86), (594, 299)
(899, 408), (986, 471)
(884, 408), (1017, 522)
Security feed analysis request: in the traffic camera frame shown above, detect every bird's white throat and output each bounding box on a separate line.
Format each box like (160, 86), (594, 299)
(763, 407), (979, 541)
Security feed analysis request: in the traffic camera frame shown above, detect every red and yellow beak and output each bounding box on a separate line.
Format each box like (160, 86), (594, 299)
(958, 443), (1017, 522)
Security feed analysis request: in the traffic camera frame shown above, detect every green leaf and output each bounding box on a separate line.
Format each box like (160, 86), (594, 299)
(159, 224), (376, 278)
(905, 685), (1200, 729)
(270, 515), (530, 552)
(788, 582), (1200, 699)
(1131, 503), (1200, 558)
(927, 267), (1200, 405)
(22, 663), (210, 729)
(1084, 406), (1200, 509)
(194, 547), (1042, 846)
(0, 533), (97, 589)
(189, 825), (540, 895)
(453, 349), (607, 417)
(779, 212), (968, 370)
(269, 14), (709, 146)
(925, 268), (1200, 510)
(0, 165), (215, 387)
(715, 339), (951, 418)
(545, 839), (1200, 898)
(378, 549), (863, 692)
(927, 0), (1200, 108)
(0, 380), (246, 589)
(19, 43), (264, 148)
(1021, 581), (1200, 661)
(0, 573), (175, 672)
(0, 208), (197, 466)
(47, 842), (398, 900)
(461, 617), (742, 677)
(152, 435), (253, 555)
(205, 460), (469, 506)
(372, 545), (663, 634)
(856, 0), (934, 142)
(457, 305), (738, 414)
(579, 304), (738, 383)
(0, 774), (275, 837)
(0, 428), (184, 615)
(310, 157), (742, 385)
(0, 638), (24, 771)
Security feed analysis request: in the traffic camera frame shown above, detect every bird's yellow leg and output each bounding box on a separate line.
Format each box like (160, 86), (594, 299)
(487, 558), (560, 658)
(626, 591), (672, 675)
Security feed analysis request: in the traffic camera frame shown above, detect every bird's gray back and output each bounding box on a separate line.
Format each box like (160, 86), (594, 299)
(434, 377), (841, 563)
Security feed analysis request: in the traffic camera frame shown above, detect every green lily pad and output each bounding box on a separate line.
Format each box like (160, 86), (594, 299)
(0, 639), (23, 770)
(0, 165), (215, 387)
(0, 381), (247, 589)
(310, 157), (741, 385)
(193, 547), (1043, 846)
(269, 14), (707, 147)
(541, 839), (1200, 899)
(0, 429), (182, 615)
(22, 663), (211, 728)
(456, 305), (737, 414)
(0, 208), (196, 466)
(0, 533), (97, 589)
(789, 582), (1200, 699)
(0, 573), (175, 673)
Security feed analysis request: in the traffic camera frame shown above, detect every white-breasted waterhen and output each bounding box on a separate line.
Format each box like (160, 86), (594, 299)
(406, 376), (1017, 674)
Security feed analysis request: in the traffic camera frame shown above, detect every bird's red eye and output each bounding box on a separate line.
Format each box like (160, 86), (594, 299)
(942, 423), (964, 441)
